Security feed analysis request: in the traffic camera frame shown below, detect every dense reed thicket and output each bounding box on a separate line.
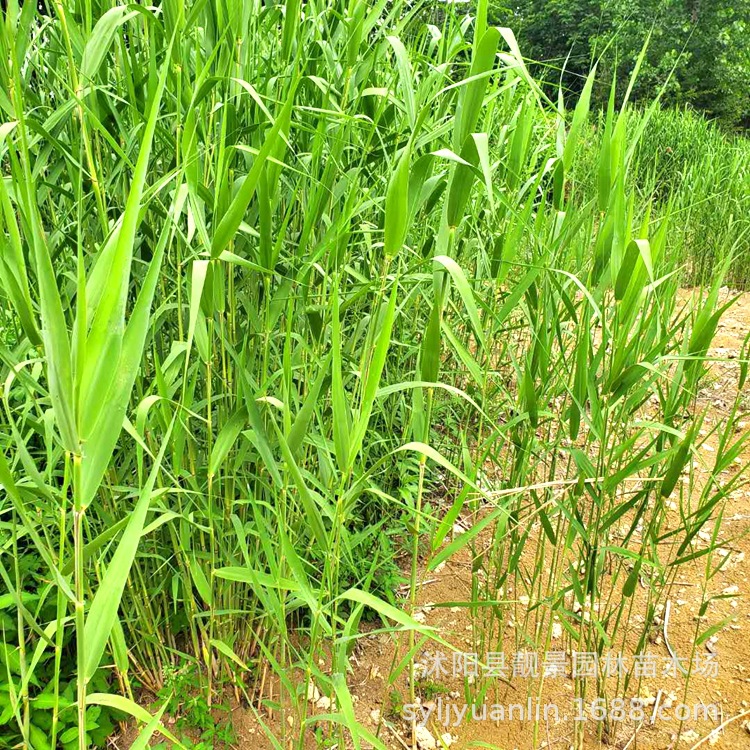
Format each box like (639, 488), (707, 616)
(610, 107), (750, 285)
(0, 1), (748, 748)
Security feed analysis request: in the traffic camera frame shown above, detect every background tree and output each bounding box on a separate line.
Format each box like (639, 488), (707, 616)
(491, 0), (750, 129)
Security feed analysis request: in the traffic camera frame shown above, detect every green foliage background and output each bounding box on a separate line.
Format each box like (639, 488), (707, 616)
(490, 0), (750, 128)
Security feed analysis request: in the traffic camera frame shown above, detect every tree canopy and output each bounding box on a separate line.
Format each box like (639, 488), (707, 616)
(491, 0), (750, 129)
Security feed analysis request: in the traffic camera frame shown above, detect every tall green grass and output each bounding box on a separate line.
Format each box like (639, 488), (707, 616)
(574, 105), (750, 286)
(0, 1), (747, 748)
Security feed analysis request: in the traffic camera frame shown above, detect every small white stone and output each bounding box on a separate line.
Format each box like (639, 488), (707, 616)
(415, 725), (437, 750)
